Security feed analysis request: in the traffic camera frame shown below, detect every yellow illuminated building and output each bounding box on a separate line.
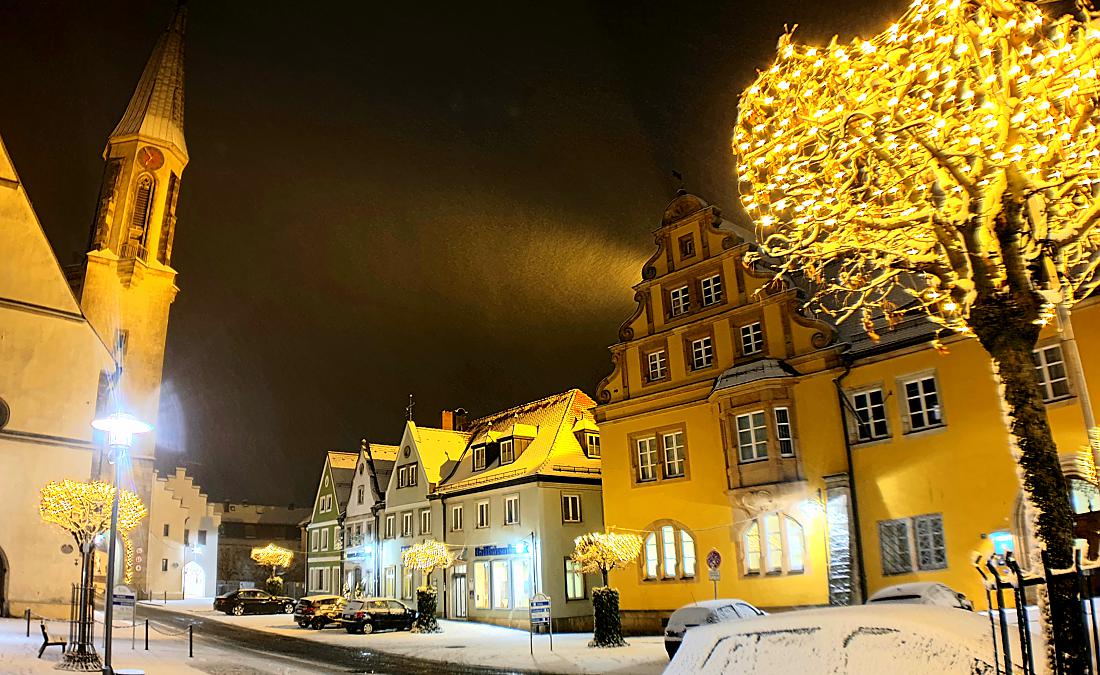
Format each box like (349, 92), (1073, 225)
(596, 191), (1100, 632)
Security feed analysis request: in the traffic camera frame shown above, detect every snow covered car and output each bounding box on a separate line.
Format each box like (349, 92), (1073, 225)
(294, 595), (346, 629)
(213, 588), (295, 616)
(664, 599), (765, 658)
(867, 582), (973, 610)
(340, 598), (417, 634)
(667, 604), (1018, 675)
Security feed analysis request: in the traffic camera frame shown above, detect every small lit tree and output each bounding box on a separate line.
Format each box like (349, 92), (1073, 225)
(571, 531), (642, 648)
(40, 480), (146, 671)
(735, 0), (1100, 668)
(250, 544), (294, 596)
(401, 540), (454, 633)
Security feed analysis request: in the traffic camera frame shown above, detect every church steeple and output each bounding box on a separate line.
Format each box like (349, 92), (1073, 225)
(110, 4), (188, 162)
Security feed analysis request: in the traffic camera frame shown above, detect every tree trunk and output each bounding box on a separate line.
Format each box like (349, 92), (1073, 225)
(970, 290), (1086, 674)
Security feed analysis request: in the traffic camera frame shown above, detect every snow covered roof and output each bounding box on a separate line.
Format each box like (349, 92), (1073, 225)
(712, 359), (801, 393)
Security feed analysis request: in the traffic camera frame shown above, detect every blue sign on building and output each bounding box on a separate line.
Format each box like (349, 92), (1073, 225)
(475, 544), (515, 557)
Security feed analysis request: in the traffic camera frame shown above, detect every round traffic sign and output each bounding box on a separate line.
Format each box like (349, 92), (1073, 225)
(706, 548), (722, 570)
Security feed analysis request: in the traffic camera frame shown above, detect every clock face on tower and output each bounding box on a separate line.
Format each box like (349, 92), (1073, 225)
(136, 146), (164, 171)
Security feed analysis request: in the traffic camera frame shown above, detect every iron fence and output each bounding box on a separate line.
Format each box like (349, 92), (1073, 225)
(974, 550), (1100, 675)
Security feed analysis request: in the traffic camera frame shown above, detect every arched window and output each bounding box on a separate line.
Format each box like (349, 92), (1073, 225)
(641, 521), (696, 581)
(742, 513), (805, 575)
(127, 175), (155, 258)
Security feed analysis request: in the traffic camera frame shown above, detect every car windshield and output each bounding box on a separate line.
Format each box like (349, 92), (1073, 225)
(671, 608), (716, 626)
(870, 594), (923, 602)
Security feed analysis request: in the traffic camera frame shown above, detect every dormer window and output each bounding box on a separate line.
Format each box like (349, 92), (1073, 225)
(500, 439), (515, 464)
(473, 446), (487, 471)
(585, 433), (601, 458)
(670, 286), (690, 316)
(679, 234), (696, 259)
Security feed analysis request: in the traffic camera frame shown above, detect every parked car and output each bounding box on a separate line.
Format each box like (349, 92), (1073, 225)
(340, 598), (417, 634)
(867, 582), (973, 610)
(294, 595), (347, 629)
(664, 598), (765, 658)
(667, 604), (1013, 674)
(213, 589), (296, 616)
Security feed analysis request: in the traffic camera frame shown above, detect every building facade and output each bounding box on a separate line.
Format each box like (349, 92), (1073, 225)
(305, 451), (357, 595)
(342, 442), (396, 597)
(595, 190), (1100, 633)
(0, 133), (115, 618)
(146, 468), (220, 600)
(217, 502), (311, 597)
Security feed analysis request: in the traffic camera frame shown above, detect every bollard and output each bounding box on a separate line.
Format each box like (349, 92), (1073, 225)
(188, 624), (193, 658)
(144, 619), (149, 651)
(25, 608), (30, 637)
(163, 591), (167, 606)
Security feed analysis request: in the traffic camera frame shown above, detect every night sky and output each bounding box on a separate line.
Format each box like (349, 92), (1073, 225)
(0, 0), (908, 505)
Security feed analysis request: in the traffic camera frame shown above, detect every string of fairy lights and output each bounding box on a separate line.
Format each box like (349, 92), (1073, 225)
(735, 0), (1100, 334)
(39, 480), (147, 583)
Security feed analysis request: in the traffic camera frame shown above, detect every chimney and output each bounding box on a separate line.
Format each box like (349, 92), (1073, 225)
(441, 410), (454, 431)
(455, 407), (468, 431)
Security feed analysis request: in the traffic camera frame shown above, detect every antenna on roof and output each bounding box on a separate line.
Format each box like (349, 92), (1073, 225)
(406, 394), (415, 422)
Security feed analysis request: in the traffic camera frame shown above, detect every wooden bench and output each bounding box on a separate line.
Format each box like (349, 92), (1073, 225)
(38, 623), (66, 658)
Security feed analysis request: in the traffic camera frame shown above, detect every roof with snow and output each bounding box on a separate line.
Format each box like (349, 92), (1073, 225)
(713, 359), (802, 393)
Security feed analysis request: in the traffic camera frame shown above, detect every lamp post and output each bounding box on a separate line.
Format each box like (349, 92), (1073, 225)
(91, 412), (151, 675)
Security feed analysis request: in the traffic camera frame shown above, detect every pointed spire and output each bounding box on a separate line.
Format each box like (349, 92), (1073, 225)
(110, 3), (188, 161)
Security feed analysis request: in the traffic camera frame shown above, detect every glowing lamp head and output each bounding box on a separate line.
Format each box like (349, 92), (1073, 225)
(92, 412), (153, 448)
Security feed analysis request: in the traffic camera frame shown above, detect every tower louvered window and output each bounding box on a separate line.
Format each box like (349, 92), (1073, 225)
(128, 175), (155, 258)
(158, 172), (179, 264)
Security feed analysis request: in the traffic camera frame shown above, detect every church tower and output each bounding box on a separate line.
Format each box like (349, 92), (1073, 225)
(76, 5), (188, 590)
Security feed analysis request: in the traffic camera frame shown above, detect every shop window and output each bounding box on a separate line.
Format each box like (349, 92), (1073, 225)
(512, 558), (532, 609)
(641, 521), (696, 581)
(742, 513), (804, 575)
(474, 561), (491, 609)
(492, 559), (511, 609)
(565, 559), (586, 600)
(1033, 345), (1071, 401)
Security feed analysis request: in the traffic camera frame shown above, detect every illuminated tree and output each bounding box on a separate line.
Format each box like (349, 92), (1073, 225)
(401, 540), (455, 633)
(735, 0), (1099, 668)
(251, 543), (293, 595)
(571, 531), (642, 648)
(40, 480), (146, 671)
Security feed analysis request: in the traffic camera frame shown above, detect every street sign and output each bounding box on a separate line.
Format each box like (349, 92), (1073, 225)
(528, 593), (553, 654)
(708, 569), (720, 581)
(706, 549), (722, 570)
(112, 585), (136, 623)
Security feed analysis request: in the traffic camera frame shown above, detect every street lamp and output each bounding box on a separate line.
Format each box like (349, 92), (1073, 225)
(91, 412), (151, 675)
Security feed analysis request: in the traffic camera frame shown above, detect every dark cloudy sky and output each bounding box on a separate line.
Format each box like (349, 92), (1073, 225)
(0, 0), (907, 504)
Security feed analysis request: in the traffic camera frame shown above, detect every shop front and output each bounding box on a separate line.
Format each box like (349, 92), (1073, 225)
(469, 541), (535, 628)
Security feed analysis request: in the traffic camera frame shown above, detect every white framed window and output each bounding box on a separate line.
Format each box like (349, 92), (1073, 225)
(701, 274), (723, 306)
(451, 505), (463, 532)
(742, 513), (804, 575)
(641, 522), (696, 580)
(492, 559), (511, 609)
(500, 439), (515, 464)
(310, 530), (318, 551)
(585, 433), (601, 458)
(901, 374), (942, 431)
(647, 350), (668, 382)
(691, 336), (713, 370)
(562, 494), (582, 523)
(851, 388), (889, 441)
(670, 286), (690, 316)
(662, 431), (686, 478)
(420, 508), (431, 534)
(401, 511), (413, 537)
(402, 566), (413, 600)
(878, 513), (947, 575)
(636, 436), (658, 482)
(384, 514), (394, 539)
(1033, 345), (1071, 401)
(504, 494), (520, 525)
(357, 485), (365, 505)
(476, 500), (490, 528)
(565, 558), (586, 600)
(741, 322), (763, 355)
(321, 528), (329, 551)
(384, 566), (396, 598)
(473, 445), (487, 470)
(736, 411), (768, 462)
(774, 407), (795, 457)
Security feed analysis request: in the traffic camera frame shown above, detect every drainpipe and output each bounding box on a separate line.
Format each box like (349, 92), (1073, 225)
(440, 493), (448, 618)
(833, 362), (868, 604)
(1055, 304), (1100, 471)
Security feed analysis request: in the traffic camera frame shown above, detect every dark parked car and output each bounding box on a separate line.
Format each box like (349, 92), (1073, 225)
(213, 589), (295, 616)
(294, 595), (347, 629)
(340, 598), (417, 634)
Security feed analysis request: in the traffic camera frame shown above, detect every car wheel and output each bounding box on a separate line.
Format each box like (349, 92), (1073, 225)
(362, 622), (374, 634)
(311, 618), (326, 630)
(232, 604), (244, 616)
(284, 603), (295, 614)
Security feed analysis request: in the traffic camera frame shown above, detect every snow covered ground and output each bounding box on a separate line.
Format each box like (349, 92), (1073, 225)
(151, 597), (668, 674)
(0, 616), (317, 675)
